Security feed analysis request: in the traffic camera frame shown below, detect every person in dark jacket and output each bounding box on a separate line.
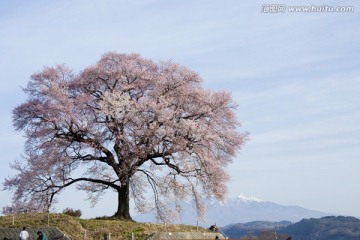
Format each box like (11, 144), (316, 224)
(37, 231), (48, 240)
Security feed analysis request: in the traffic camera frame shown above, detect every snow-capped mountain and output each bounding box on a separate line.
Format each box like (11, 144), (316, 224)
(133, 194), (330, 227)
(237, 193), (264, 203)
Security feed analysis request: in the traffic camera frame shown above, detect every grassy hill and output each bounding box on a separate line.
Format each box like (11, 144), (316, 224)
(0, 213), (207, 240)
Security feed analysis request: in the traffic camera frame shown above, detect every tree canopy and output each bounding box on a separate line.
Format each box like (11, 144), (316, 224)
(3, 52), (246, 221)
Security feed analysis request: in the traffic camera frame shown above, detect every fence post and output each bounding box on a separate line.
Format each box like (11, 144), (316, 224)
(83, 230), (87, 240)
(132, 232), (134, 240)
(12, 215), (15, 226)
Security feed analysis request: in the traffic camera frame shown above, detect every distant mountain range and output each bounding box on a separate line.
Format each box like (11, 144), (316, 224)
(221, 216), (360, 240)
(133, 194), (330, 227)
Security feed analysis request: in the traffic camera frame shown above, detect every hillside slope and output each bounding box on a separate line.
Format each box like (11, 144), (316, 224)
(0, 213), (205, 240)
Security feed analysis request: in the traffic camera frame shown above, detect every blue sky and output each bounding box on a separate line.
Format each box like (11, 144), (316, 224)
(1, 0), (359, 219)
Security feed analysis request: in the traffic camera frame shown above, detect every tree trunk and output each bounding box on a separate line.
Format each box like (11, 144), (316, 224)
(113, 182), (132, 220)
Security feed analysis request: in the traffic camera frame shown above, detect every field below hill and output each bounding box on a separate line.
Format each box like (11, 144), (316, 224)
(0, 213), (207, 240)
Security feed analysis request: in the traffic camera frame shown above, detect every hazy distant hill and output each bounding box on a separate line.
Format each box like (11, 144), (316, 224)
(133, 194), (329, 227)
(221, 216), (360, 239)
(278, 216), (360, 240)
(221, 221), (292, 238)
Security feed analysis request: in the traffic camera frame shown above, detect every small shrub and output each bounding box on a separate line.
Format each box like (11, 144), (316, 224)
(62, 208), (82, 217)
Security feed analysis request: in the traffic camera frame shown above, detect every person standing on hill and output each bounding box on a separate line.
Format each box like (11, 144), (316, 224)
(19, 227), (29, 240)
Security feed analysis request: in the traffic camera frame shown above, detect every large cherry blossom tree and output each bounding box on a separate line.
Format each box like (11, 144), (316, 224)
(3, 52), (246, 221)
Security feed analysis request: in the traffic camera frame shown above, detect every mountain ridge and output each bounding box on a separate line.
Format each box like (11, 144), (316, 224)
(133, 194), (330, 227)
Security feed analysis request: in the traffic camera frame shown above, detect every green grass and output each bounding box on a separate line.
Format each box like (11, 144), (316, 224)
(0, 213), (208, 240)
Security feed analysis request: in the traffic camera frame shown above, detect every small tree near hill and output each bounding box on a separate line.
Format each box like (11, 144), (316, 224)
(62, 208), (82, 217)
(3, 52), (247, 221)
